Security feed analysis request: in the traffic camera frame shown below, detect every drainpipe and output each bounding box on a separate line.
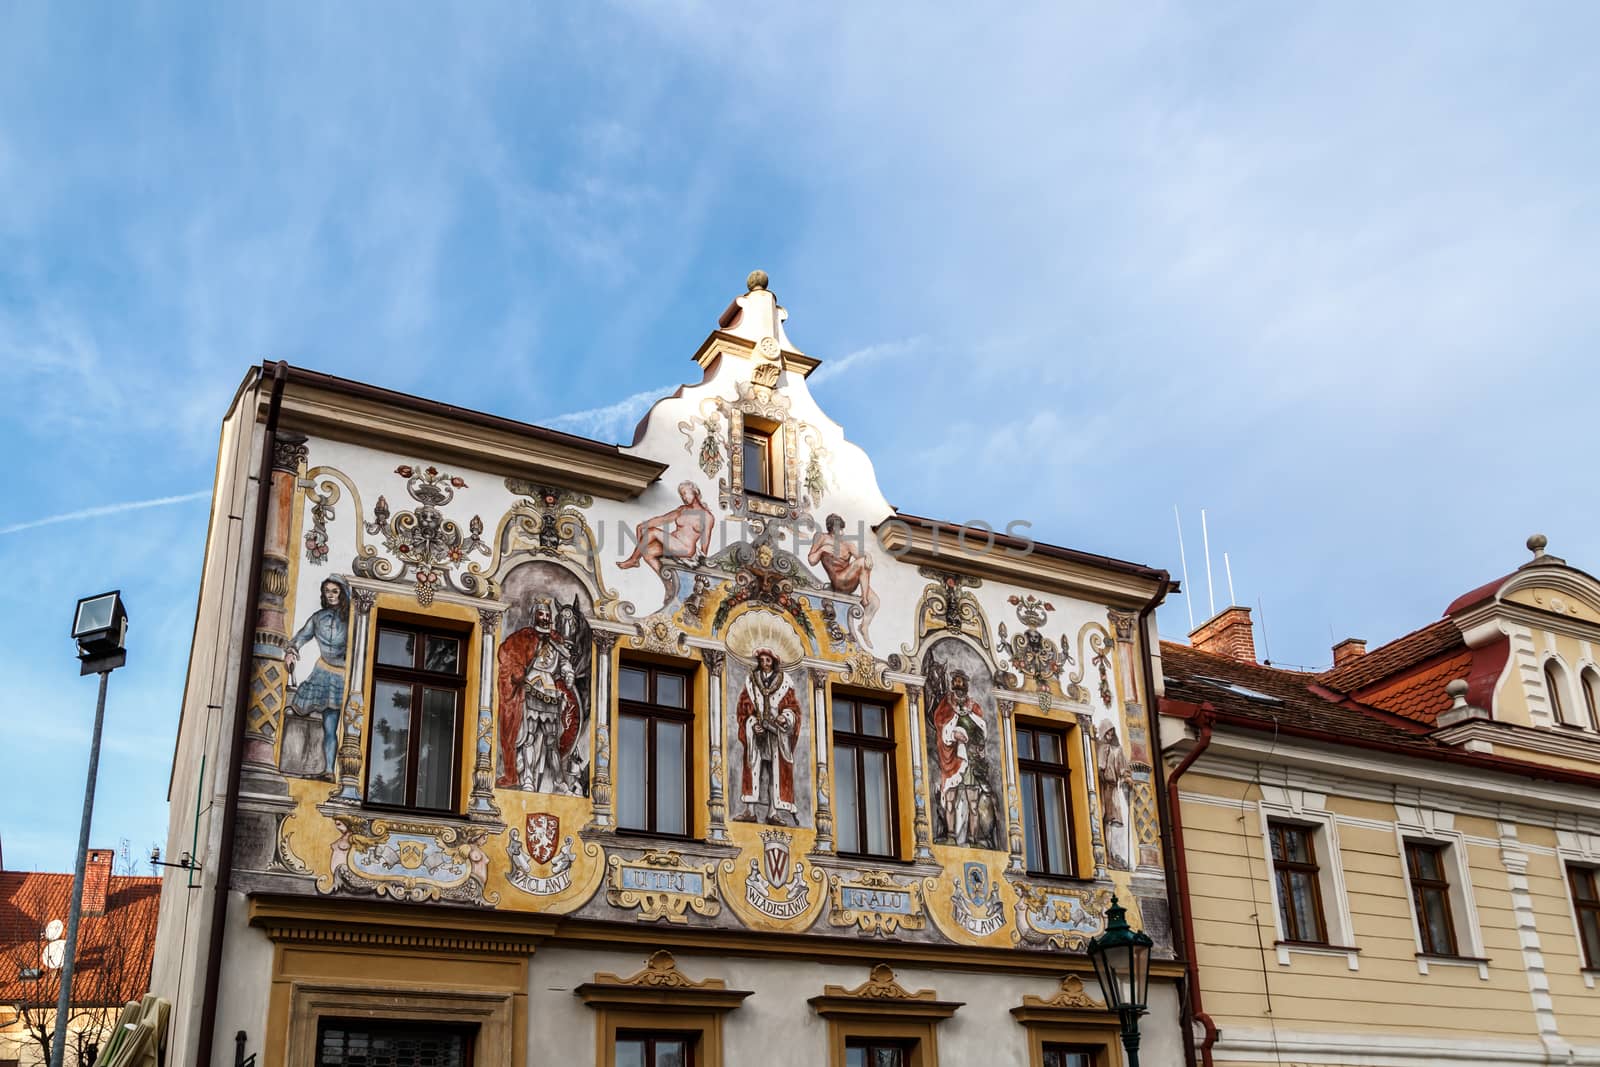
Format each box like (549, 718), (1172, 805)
(1164, 701), (1218, 1067)
(1133, 579), (1201, 1067)
(196, 360), (288, 1067)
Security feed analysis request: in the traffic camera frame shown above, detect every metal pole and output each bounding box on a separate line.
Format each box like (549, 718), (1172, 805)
(50, 669), (110, 1067)
(1120, 1009), (1143, 1067)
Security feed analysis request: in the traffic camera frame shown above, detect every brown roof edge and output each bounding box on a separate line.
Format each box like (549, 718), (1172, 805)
(883, 512), (1177, 589)
(267, 361), (669, 477)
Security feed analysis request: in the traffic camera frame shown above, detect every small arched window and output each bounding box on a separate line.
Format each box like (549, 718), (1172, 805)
(1545, 660), (1572, 725)
(1583, 668), (1600, 731)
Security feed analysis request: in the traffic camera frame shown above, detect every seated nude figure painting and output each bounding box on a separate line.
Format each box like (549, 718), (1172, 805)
(619, 480), (715, 574)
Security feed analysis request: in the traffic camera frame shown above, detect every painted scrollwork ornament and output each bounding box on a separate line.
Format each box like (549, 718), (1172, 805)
(996, 594), (1070, 693)
(355, 464), (490, 605)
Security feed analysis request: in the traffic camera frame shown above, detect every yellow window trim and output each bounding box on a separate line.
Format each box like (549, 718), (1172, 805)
(577, 951), (752, 1067)
(808, 964), (962, 1067)
(1010, 976), (1125, 1067)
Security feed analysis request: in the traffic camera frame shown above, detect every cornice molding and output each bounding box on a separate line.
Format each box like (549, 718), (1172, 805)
(575, 950), (753, 1013)
(807, 964), (963, 1021)
(1010, 975), (1118, 1027)
(874, 518), (1168, 610)
(1433, 718), (1600, 765)
(691, 331), (821, 378)
(264, 374), (666, 500)
(248, 895), (557, 955)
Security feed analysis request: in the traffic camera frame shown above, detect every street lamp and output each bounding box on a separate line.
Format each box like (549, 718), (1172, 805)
(1086, 894), (1153, 1067)
(51, 591), (128, 1067)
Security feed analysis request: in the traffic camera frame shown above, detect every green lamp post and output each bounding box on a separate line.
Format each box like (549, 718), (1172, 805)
(1086, 894), (1153, 1067)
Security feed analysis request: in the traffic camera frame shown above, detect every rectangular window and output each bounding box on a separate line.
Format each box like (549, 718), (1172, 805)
(845, 1039), (915, 1067)
(365, 622), (467, 812)
(618, 663), (694, 837)
(1042, 1046), (1097, 1067)
(1405, 841), (1459, 957)
(742, 428), (773, 497)
(1571, 864), (1600, 970)
(317, 1019), (473, 1067)
(1017, 724), (1075, 877)
(834, 696), (898, 858)
(617, 1031), (695, 1067)
(1270, 821), (1328, 944)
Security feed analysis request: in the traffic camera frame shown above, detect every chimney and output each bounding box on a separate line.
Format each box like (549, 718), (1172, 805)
(1190, 605), (1256, 664)
(1332, 637), (1367, 669)
(83, 848), (114, 916)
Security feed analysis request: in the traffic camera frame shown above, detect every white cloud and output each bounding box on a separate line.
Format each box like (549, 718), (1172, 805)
(0, 491), (210, 536)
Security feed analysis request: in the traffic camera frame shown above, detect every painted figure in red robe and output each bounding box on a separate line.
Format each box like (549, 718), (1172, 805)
(497, 598), (584, 794)
(736, 648), (802, 825)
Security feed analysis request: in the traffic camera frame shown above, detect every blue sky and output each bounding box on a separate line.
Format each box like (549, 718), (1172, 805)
(3, 4), (1597, 872)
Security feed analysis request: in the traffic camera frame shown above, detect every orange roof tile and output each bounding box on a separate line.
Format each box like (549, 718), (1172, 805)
(1319, 618), (1464, 693)
(0, 869), (159, 1007)
(1355, 649), (1477, 725)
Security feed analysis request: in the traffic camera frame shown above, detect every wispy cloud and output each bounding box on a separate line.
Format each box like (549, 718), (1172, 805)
(0, 491), (210, 536)
(542, 385), (678, 443)
(808, 336), (924, 387)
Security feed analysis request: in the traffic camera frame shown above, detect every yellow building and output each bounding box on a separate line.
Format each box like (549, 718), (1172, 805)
(1161, 540), (1600, 1067)
(150, 274), (1191, 1066)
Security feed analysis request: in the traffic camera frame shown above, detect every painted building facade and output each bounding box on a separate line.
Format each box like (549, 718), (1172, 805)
(149, 274), (1186, 1067)
(1161, 541), (1600, 1067)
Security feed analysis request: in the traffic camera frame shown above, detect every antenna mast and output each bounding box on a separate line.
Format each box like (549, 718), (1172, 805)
(1201, 508), (1216, 619)
(1224, 551), (1237, 607)
(1174, 505), (1195, 632)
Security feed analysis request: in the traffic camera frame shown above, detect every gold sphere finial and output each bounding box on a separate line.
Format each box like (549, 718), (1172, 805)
(746, 269), (769, 292)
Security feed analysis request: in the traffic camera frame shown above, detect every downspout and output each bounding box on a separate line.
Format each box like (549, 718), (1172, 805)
(1164, 701), (1218, 1067)
(1134, 580), (1203, 1067)
(196, 360), (287, 1067)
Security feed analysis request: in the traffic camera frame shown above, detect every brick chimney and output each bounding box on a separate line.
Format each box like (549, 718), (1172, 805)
(83, 848), (114, 916)
(1332, 637), (1367, 669)
(1190, 605), (1256, 663)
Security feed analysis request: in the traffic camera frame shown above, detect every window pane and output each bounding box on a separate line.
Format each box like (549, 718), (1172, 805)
(615, 1039), (645, 1067)
(620, 667), (648, 703)
(414, 688), (457, 810)
(619, 714), (648, 830)
(1016, 728), (1034, 760)
(743, 436), (769, 494)
(1573, 868), (1598, 903)
(1280, 826), (1312, 864)
(835, 700), (857, 734)
(836, 744), (861, 854)
(863, 749), (892, 855)
(366, 681), (412, 805)
(872, 1049), (905, 1067)
(1412, 846), (1443, 882)
(656, 719), (687, 835)
(1288, 871), (1322, 941)
(376, 629), (415, 668)
(846, 1049), (866, 1067)
(656, 672), (686, 709)
(1579, 909), (1600, 966)
(1586, 673), (1600, 727)
(859, 702), (886, 737)
(1040, 731), (1062, 762)
(1021, 771), (1042, 871)
(1421, 887), (1455, 955)
(655, 1039), (688, 1067)
(1270, 826), (1286, 862)
(423, 635), (460, 674)
(1041, 773), (1069, 874)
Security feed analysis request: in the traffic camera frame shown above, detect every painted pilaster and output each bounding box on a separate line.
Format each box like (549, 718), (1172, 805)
(998, 699), (1024, 871)
(809, 667), (835, 854)
(468, 607), (503, 822)
(906, 684), (933, 862)
(1498, 822), (1569, 1059)
(589, 630), (619, 829)
(242, 431), (309, 778)
(1077, 711), (1108, 876)
(704, 648), (729, 843)
(329, 587), (377, 805)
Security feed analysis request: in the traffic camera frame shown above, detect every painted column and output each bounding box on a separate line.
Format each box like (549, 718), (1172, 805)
(1077, 710), (1108, 876)
(467, 607), (503, 822)
(589, 631), (619, 829)
(809, 668), (835, 855)
(998, 699), (1024, 871)
(906, 685), (933, 862)
(242, 431), (309, 776)
(329, 587), (376, 805)
(704, 648), (729, 843)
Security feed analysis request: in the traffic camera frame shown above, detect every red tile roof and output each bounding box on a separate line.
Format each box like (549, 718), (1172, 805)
(1318, 618), (1464, 693)
(0, 869), (160, 1007)
(1354, 648), (1477, 724)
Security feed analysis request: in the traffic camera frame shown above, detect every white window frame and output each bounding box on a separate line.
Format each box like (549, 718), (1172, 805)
(1258, 791), (1358, 971)
(1556, 827), (1600, 989)
(1395, 822), (1488, 980)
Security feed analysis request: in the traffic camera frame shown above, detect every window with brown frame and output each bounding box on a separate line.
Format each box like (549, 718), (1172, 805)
(741, 427), (775, 497)
(834, 696), (899, 858)
(1546, 661), (1573, 726)
(1570, 864), (1600, 970)
(1405, 840), (1459, 957)
(846, 1038), (917, 1067)
(317, 1018), (474, 1067)
(618, 663), (694, 837)
(1583, 669), (1600, 731)
(616, 1031), (696, 1067)
(1041, 1046), (1097, 1067)
(364, 621), (467, 812)
(1017, 723), (1075, 877)
(1270, 821), (1328, 945)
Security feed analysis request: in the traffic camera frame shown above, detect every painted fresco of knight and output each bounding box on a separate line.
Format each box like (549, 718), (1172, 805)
(497, 596), (589, 795)
(735, 648), (802, 826)
(282, 576), (350, 779)
(931, 669), (1000, 849)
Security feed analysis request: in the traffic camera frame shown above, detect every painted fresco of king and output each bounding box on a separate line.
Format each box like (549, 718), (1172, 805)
(497, 597), (585, 794)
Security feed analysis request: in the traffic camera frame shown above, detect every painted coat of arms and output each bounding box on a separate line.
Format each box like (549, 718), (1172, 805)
(742, 829), (812, 921)
(951, 861), (1006, 937)
(507, 812), (576, 897)
(1012, 881), (1115, 950)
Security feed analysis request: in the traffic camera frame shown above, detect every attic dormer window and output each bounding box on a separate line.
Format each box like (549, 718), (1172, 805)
(1583, 668), (1600, 731)
(740, 417), (781, 498)
(1545, 661), (1573, 726)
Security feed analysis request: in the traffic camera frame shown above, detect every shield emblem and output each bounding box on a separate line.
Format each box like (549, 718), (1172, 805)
(962, 862), (987, 902)
(526, 813), (560, 866)
(763, 834), (791, 888)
